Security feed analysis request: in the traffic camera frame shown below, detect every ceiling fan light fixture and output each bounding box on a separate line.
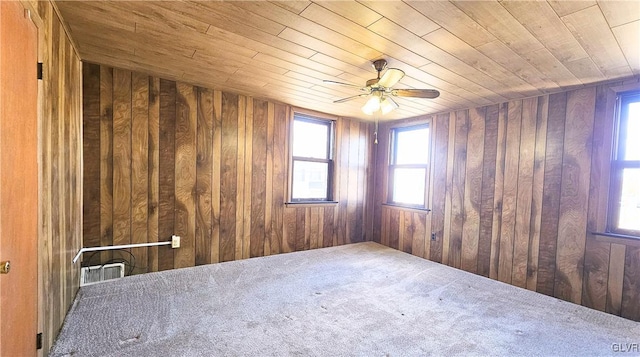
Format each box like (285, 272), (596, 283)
(380, 96), (399, 114)
(362, 95), (381, 115)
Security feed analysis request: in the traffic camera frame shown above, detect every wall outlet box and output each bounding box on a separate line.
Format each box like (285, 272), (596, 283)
(171, 235), (180, 248)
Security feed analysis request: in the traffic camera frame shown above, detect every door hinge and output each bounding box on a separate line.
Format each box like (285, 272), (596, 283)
(37, 62), (43, 80)
(36, 332), (42, 350)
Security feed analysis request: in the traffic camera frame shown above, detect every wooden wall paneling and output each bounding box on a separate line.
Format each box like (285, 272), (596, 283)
(295, 207), (306, 251)
(536, 92), (567, 295)
(582, 84), (616, 309)
(364, 122), (376, 242)
(242, 97), (254, 259)
(63, 35), (74, 322)
(99, 66), (114, 264)
(112, 68), (132, 263)
(554, 87), (596, 304)
(49, 17), (63, 337)
(526, 95), (549, 291)
(381, 206), (390, 247)
(430, 113), (450, 263)
(413, 212), (426, 258)
(389, 208), (400, 250)
(449, 110), (469, 269)
(147, 77), (160, 271)
(621, 247), (640, 320)
(401, 210), (411, 254)
(211, 90), (222, 263)
(310, 207), (320, 249)
(607, 243), (626, 315)
(304, 207), (311, 250)
(338, 119), (350, 246)
(489, 103), (508, 280)
(461, 107), (485, 273)
(250, 99), (267, 257)
(82, 63), (101, 266)
(283, 206), (297, 253)
(235, 96), (247, 259)
(512, 97), (537, 287)
(477, 104), (499, 276)
(442, 112), (456, 265)
(422, 116), (435, 259)
(220, 92), (238, 262)
(265, 102), (278, 255)
(356, 122), (368, 243)
(498, 100), (522, 283)
(131, 72), (149, 272)
(347, 120), (361, 244)
(372, 119), (388, 244)
(272, 104), (287, 250)
(195, 87), (213, 266)
(157, 79), (176, 270)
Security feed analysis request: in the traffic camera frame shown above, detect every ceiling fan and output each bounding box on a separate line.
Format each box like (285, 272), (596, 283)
(323, 59), (440, 115)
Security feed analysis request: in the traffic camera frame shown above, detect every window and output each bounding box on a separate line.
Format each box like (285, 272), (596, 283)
(290, 113), (334, 202)
(388, 124), (430, 208)
(609, 91), (640, 235)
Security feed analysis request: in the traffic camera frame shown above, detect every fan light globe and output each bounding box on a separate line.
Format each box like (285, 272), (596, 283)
(380, 97), (399, 114)
(362, 96), (381, 115)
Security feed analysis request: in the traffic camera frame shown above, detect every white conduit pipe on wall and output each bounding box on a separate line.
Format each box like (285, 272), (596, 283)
(72, 236), (179, 264)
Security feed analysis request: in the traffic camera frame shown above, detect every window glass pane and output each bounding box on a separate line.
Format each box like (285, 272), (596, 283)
(623, 102), (640, 160)
(618, 168), (640, 231)
(392, 168), (426, 206)
(292, 160), (328, 200)
(395, 127), (429, 165)
(293, 119), (328, 159)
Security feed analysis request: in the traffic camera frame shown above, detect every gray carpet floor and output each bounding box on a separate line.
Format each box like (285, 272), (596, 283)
(50, 242), (639, 356)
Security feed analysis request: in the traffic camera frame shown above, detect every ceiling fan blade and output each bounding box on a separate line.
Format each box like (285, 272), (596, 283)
(391, 89), (440, 99)
(333, 94), (368, 103)
(378, 68), (405, 88)
(323, 79), (362, 88)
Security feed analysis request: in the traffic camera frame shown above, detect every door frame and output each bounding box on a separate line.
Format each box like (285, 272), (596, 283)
(17, 2), (45, 356)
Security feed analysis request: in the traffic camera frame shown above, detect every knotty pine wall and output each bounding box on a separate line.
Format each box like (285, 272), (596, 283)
(23, 0), (84, 353)
(373, 78), (640, 322)
(82, 63), (372, 273)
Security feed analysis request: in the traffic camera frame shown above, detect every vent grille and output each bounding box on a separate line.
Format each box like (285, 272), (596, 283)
(80, 263), (125, 286)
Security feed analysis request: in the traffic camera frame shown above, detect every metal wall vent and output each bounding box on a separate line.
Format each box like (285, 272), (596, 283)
(80, 263), (125, 287)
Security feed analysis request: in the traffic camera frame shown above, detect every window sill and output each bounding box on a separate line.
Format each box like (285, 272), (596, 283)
(382, 203), (431, 214)
(285, 201), (338, 208)
(591, 231), (640, 247)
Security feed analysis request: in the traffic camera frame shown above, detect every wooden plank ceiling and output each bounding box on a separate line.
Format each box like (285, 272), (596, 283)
(55, 1), (640, 121)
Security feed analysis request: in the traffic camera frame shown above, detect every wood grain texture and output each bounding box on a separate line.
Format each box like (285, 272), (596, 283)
(158, 79), (175, 270)
(430, 113), (449, 263)
(371, 80), (640, 322)
(195, 87), (213, 266)
(536, 92), (567, 296)
(498, 100), (522, 283)
(131, 72), (149, 272)
(461, 107), (485, 273)
(82, 63), (101, 264)
(148, 77), (160, 271)
(251, 99), (267, 258)
(477, 104), (499, 276)
(112, 68), (132, 262)
(554, 87), (596, 304)
(449, 110), (469, 269)
(220, 92), (238, 262)
(174, 82), (197, 269)
(512, 97), (537, 287)
(82, 64), (370, 291)
(526, 95), (548, 291)
(37, 2), (83, 352)
(621, 247), (640, 320)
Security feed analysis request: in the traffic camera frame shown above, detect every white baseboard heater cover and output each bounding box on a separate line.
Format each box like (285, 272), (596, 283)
(80, 263), (125, 286)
